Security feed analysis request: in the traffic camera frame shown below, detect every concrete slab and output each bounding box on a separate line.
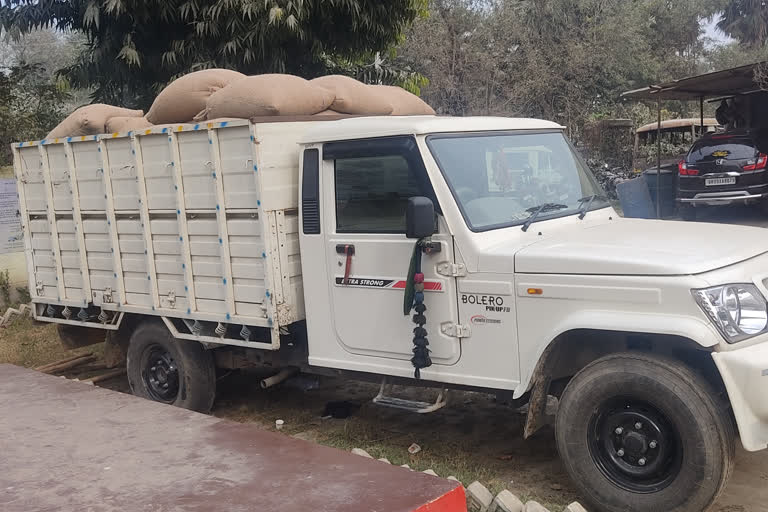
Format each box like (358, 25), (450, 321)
(0, 364), (465, 512)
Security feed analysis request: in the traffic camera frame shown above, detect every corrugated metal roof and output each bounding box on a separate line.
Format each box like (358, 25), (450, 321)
(636, 118), (720, 133)
(622, 62), (766, 101)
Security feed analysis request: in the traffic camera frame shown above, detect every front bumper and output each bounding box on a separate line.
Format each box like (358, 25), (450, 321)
(713, 342), (768, 451)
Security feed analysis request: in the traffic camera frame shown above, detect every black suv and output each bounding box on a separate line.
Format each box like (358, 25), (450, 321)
(678, 131), (768, 220)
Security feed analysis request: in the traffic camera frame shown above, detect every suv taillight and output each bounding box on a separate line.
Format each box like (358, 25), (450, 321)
(678, 161), (699, 176)
(743, 153), (768, 171)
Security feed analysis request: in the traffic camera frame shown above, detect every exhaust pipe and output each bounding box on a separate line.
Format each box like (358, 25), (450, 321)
(260, 368), (298, 389)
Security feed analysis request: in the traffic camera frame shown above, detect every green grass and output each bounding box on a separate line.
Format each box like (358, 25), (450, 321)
(0, 315), (103, 369)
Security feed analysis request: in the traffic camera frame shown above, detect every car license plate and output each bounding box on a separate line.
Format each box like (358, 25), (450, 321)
(705, 177), (736, 186)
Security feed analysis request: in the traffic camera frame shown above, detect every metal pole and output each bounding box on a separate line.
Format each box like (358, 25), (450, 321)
(700, 96), (705, 131)
(656, 97), (662, 220)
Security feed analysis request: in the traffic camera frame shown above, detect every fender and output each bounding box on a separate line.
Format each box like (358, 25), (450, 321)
(514, 310), (721, 400)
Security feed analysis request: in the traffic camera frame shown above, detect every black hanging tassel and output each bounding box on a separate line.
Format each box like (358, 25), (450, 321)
(404, 238), (432, 379)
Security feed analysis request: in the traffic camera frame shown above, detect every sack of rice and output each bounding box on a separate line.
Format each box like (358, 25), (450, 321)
(199, 74), (334, 120)
(105, 116), (154, 133)
(311, 75), (393, 115)
(146, 69), (245, 124)
(46, 104), (144, 139)
(370, 85), (435, 115)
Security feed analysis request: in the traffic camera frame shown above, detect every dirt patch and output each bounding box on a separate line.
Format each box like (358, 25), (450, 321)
(0, 317), (93, 368)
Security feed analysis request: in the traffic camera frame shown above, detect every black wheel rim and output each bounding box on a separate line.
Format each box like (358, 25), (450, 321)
(587, 396), (683, 493)
(140, 344), (180, 403)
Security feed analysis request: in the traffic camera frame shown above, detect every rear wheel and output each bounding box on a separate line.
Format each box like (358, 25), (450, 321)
(126, 321), (216, 412)
(555, 352), (734, 512)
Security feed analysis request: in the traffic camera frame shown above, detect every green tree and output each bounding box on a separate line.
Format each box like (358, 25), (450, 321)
(718, 0), (768, 46)
(398, 0), (723, 138)
(0, 0), (427, 109)
(0, 63), (71, 165)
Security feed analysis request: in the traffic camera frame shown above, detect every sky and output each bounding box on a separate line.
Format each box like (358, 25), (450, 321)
(703, 14), (733, 46)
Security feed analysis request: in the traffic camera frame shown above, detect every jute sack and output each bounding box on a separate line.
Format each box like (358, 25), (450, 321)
(46, 105), (144, 139)
(199, 74), (334, 120)
(105, 116), (154, 133)
(370, 85), (435, 115)
(146, 69), (245, 124)
(311, 75), (393, 115)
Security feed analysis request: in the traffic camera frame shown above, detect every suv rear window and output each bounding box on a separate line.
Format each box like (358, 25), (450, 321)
(689, 135), (757, 162)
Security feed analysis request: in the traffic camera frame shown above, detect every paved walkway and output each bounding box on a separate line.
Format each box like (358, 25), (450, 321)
(0, 364), (465, 512)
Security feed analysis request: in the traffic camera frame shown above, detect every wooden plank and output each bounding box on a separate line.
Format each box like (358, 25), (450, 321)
(98, 138), (127, 306)
(64, 142), (92, 306)
(208, 128), (236, 319)
(38, 144), (66, 301)
(39, 354), (96, 374)
(35, 352), (94, 372)
(12, 145), (39, 300)
(132, 135), (160, 309)
(169, 131), (196, 313)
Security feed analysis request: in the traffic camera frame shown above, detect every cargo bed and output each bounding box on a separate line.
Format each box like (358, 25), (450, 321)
(13, 119), (310, 349)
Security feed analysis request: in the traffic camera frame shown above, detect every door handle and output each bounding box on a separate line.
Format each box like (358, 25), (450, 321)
(335, 244), (355, 284)
(335, 244), (355, 255)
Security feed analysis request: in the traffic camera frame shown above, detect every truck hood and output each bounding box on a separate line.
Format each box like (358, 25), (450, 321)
(514, 218), (768, 275)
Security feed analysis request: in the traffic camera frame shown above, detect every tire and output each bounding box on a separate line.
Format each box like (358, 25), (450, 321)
(126, 321), (216, 412)
(555, 352), (734, 512)
(679, 206), (696, 221)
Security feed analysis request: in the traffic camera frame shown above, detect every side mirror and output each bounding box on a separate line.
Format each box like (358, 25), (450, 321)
(406, 196), (435, 239)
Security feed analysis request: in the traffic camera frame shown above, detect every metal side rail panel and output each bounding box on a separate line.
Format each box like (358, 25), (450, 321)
(12, 120), (312, 349)
(0, 364), (467, 512)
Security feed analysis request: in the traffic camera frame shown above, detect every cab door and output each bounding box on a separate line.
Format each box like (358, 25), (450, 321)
(322, 137), (461, 365)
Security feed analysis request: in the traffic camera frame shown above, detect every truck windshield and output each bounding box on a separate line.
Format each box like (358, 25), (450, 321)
(427, 131), (607, 231)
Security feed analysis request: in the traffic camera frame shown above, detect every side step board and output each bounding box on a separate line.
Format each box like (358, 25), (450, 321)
(372, 379), (448, 414)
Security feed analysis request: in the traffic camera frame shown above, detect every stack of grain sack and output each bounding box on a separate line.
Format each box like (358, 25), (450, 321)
(46, 70), (435, 139)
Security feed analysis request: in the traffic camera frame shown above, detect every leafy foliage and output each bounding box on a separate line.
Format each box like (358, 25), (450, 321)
(718, 0), (768, 46)
(0, 62), (70, 165)
(0, 0), (428, 108)
(396, 0), (726, 139)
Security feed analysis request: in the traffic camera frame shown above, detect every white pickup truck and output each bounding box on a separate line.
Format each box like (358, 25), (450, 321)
(12, 116), (768, 511)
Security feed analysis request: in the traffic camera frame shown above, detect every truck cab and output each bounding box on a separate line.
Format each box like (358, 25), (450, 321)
(299, 117), (610, 391)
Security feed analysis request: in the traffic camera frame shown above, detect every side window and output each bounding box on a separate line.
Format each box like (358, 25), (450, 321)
(334, 155), (423, 233)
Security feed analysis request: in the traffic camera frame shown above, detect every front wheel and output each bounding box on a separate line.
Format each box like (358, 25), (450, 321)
(126, 321), (216, 412)
(555, 352), (734, 512)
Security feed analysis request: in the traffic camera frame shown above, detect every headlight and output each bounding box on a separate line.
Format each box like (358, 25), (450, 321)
(692, 284), (768, 343)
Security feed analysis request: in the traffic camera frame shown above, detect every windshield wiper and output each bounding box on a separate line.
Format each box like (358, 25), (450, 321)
(577, 194), (605, 220)
(521, 203), (568, 232)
